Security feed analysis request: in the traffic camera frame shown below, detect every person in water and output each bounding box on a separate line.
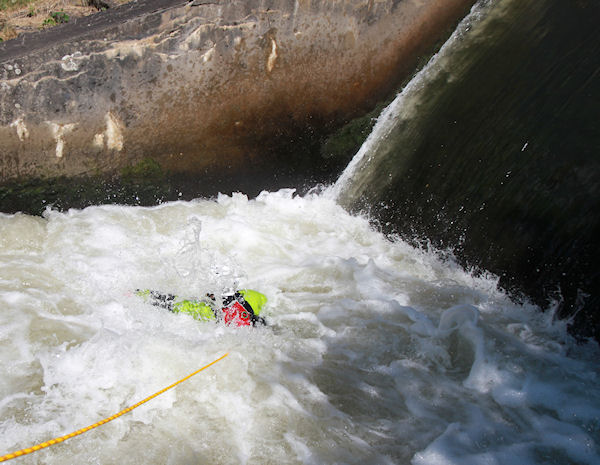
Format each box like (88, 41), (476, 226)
(136, 289), (267, 327)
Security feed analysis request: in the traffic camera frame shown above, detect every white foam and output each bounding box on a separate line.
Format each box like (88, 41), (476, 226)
(0, 191), (598, 464)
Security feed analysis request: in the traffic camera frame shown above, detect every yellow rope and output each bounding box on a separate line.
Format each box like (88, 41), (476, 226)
(0, 352), (229, 462)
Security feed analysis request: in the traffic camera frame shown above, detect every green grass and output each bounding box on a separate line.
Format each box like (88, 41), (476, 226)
(0, 0), (38, 12)
(42, 10), (69, 26)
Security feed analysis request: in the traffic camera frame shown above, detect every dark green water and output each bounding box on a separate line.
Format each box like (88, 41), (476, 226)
(336, 0), (600, 340)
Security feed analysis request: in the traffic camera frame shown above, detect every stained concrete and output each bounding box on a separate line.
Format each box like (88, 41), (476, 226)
(0, 0), (474, 182)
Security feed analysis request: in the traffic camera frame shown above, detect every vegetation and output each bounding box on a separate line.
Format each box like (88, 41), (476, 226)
(0, 0), (37, 11)
(42, 10), (69, 27)
(0, 0), (131, 41)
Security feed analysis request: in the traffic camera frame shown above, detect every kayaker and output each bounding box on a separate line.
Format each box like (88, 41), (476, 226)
(136, 289), (267, 327)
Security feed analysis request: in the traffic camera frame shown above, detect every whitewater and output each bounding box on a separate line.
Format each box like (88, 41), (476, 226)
(2, 0), (600, 461)
(0, 188), (598, 465)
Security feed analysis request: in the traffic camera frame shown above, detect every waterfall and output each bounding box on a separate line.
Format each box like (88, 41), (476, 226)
(330, 0), (600, 341)
(332, 0), (497, 205)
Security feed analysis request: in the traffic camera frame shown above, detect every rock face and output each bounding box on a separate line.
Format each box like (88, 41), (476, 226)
(0, 0), (474, 183)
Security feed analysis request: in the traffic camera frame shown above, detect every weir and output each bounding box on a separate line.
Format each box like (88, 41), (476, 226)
(335, 0), (600, 341)
(0, 2), (599, 462)
(0, 0), (596, 338)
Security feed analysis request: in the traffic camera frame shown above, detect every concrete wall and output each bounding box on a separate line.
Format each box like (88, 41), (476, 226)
(0, 0), (474, 182)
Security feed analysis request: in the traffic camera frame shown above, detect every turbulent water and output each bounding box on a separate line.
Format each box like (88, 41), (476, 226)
(1, 0), (600, 463)
(0, 189), (599, 465)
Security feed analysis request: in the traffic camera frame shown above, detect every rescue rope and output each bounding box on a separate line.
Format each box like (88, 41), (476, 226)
(0, 352), (229, 462)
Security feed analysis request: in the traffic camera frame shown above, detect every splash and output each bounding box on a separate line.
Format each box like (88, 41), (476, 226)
(0, 191), (598, 464)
